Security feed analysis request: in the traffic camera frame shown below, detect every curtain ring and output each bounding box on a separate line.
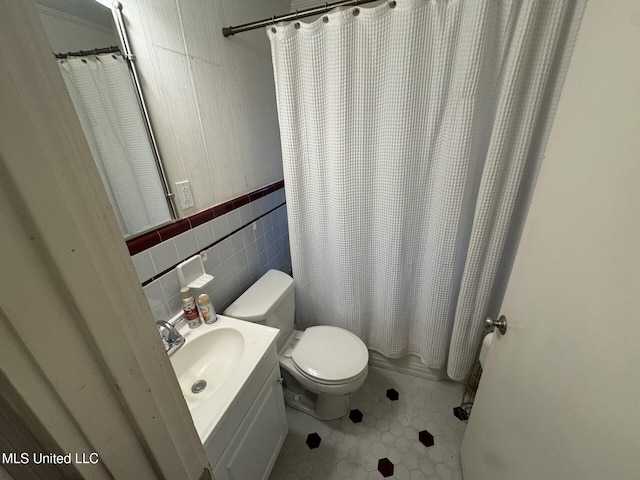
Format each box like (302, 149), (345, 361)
(325, 2), (328, 12)
(353, 8), (360, 16)
(389, 0), (397, 8)
(295, 9), (299, 19)
(323, 15), (329, 23)
(294, 22), (301, 29)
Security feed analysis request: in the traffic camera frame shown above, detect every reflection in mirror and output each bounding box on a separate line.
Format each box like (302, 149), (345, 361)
(35, 0), (174, 238)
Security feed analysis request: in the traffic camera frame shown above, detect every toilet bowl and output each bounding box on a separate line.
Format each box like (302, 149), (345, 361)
(280, 326), (368, 419)
(224, 269), (369, 420)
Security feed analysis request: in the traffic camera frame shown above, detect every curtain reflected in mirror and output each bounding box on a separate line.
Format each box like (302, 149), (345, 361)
(35, 0), (173, 238)
(58, 54), (171, 237)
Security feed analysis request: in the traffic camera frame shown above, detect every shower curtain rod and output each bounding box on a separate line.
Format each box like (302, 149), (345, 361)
(54, 46), (121, 59)
(222, 0), (383, 37)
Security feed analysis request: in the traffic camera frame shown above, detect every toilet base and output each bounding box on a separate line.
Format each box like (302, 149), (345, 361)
(315, 392), (350, 420)
(281, 370), (351, 420)
(283, 386), (351, 421)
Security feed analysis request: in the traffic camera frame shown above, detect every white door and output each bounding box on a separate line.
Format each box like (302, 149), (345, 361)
(460, 2), (640, 479)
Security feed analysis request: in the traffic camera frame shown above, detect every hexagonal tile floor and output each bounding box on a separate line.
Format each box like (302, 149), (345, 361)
(268, 366), (466, 480)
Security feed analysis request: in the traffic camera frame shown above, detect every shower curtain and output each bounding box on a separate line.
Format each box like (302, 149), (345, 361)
(269, 0), (586, 380)
(58, 53), (171, 237)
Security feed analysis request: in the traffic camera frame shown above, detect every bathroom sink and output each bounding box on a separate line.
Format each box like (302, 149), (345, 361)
(168, 315), (279, 443)
(170, 327), (245, 407)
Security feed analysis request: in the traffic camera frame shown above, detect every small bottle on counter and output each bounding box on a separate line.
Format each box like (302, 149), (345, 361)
(181, 287), (201, 328)
(198, 293), (217, 324)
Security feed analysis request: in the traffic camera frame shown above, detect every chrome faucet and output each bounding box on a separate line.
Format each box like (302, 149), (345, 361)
(156, 320), (185, 356)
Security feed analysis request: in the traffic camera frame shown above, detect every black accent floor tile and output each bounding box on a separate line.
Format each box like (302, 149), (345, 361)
(419, 429), (435, 448)
(453, 406), (469, 421)
(385, 388), (399, 401)
(377, 457), (394, 477)
(305, 432), (321, 449)
(349, 409), (363, 423)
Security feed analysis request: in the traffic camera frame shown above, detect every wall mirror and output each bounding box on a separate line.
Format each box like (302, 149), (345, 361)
(35, 0), (176, 239)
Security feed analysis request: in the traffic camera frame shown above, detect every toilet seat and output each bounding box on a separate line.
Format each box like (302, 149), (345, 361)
(292, 362), (368, 387)
(291, 326), (368, 384)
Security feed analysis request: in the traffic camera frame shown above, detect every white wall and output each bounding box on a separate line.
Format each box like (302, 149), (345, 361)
(35, 4), (118, 53)
(461, 0), (640, 477)
(122, 0), (289, 216)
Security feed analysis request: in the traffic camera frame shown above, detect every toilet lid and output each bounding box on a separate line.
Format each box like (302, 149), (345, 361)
(291, 326), (368, 383)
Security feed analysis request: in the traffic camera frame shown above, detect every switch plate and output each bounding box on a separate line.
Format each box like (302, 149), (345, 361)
(175, 180), (194, 209)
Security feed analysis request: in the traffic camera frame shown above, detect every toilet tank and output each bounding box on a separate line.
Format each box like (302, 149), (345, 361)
(224, 270), (295, 351)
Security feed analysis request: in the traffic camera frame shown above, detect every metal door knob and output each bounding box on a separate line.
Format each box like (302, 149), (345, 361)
(485, 315), (507, 335)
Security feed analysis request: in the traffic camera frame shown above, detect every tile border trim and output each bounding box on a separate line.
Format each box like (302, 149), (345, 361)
(140, 201), (286, 287)
(127, 180), (285, 256)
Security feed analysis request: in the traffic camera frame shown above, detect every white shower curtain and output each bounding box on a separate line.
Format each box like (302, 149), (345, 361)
(58, 54), (171, 238)
(269, 0), (585, 380)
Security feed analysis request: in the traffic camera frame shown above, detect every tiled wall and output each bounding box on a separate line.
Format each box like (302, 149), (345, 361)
(129, 182), (291, 322)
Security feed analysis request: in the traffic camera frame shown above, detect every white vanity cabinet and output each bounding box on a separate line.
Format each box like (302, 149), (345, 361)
(206, 344), (287, 480)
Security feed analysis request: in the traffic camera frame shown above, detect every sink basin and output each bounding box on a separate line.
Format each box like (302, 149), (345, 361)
(170, 327), (244, 407)
(168, 315), (279, 443)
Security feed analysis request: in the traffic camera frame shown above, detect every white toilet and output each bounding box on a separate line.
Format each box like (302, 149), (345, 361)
(224, 269), (369, 420)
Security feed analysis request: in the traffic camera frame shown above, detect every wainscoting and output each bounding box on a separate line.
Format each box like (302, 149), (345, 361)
(130, 181), (291, 322)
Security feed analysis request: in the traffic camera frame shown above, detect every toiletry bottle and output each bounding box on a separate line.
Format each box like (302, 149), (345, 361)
(198, 293), (217, 324)
(181, 287), (201, 328)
